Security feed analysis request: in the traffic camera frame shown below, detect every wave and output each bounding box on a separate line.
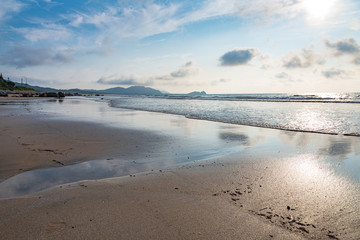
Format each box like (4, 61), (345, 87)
(108, 96), (360, 137)
(160, 92), (360, 103)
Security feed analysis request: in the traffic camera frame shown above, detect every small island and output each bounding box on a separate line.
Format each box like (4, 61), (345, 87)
(187, 91), (207, 96)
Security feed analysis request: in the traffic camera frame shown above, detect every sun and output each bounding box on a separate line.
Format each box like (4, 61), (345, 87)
(303, 0), (336, 20)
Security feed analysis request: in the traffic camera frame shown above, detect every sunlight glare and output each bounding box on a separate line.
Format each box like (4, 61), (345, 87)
(303, 0), (336, 20)
(296, 159), (321, 179)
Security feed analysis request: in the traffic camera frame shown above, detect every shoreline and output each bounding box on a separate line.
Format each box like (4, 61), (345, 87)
(115, 105), (360, 137)
(0, 103), (172, 182)
(0, 98), (359, 239)
(0, 96), (51, 101)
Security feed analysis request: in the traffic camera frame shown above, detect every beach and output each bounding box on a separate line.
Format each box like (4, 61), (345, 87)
(0, 97), (359, 239)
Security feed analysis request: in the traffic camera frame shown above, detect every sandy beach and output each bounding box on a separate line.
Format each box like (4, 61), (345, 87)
(0, 98), (359, 239)
(0, 103), (170, 182)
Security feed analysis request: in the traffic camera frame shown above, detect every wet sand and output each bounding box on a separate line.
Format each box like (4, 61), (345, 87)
(0, 105), (169, 182)
(0, 98), (359, 239)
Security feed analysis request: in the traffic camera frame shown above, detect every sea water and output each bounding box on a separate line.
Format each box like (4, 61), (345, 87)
(108, 92), (360, 136)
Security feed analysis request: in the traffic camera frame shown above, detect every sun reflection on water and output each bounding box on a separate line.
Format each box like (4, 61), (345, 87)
(285, 155), (339, 192)
(295, 157), (323, 179)
(290, 107), (334, 134)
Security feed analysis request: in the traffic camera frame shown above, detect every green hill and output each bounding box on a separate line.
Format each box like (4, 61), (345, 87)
(0, 74), (34, 91)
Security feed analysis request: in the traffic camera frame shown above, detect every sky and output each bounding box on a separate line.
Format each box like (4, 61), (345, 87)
(0, 0), (359, 94)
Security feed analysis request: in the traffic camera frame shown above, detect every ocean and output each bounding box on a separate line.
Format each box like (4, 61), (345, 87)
(108, 92), (360, 136)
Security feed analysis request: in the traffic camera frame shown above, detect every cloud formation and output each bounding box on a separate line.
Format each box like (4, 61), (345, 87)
(186, 0), (302, 25)
(325, 38), (360, 55)
(155, 61), (200, 80)
(0, 46), (73, 68)
(325, 38), (360, 65)
(98, 61), (200, 86)
(282, 48), (316, 68)
(97, 74), (152, 86)
(86, 47), (114, 57)
(170, 61), (199, 78)
(5, 0), (304, 60)
(353, 57), (360, 65)
(69, 2), (182, 40)
(219, 48), (258, 66)
(322, 68), (346, 79)
(275, 72), (289, 79)
(0, 0), (24, 20)
(66, 0), (304, 41)
(211, 78), (231, 86)
(0, 0), (319, 71)
(350, 19), (360, 31)
(14, 24), (71, 42)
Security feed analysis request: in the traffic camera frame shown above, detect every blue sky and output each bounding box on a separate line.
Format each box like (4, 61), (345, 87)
(1, 0), (359, 93)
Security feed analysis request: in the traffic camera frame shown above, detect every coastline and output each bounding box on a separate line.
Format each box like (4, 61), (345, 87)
(0, 98), (359, 239)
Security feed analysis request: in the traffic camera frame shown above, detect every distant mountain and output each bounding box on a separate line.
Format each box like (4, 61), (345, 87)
(13, 82), (164, 96)
(187, 91), (207, 96)
(100, 86), (163, 95)
(10, 80), (209, 97)
(15, 83), (61, 93)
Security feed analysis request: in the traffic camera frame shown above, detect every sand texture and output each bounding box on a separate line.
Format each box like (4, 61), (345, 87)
(0, 105), (168, 182)
(1, 156), (359, 239)
(1, 99), (359, 239)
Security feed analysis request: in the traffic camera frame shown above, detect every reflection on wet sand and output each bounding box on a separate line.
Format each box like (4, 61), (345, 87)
(219, 132), (249, 145)
(0, 97), (359, 198)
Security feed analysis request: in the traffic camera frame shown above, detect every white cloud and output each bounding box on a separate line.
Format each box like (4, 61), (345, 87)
(350, 19), (360, 31)
(6, 0), (312, 65)
(72, 2), (181, 39)
(282, 48), (318, 68)
(156, 61), (200, 80)
(0, 0), (25, 20)
(170, 61), (199, 78)
(14, 24), (71, 42)
(185, 0), (302, 25)
(64, 0), (306, 41)
(69, 15), (83, 27)
(183, 0), (238, 23)
(98, 61), (200, 86)
(3, 0), (319, 49)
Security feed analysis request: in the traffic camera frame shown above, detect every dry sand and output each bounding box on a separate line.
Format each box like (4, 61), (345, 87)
(1, 155), (359, 240)
(0, 99), (359, 239)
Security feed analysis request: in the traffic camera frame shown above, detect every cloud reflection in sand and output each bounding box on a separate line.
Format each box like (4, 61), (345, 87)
(0, 98), (359, 198)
